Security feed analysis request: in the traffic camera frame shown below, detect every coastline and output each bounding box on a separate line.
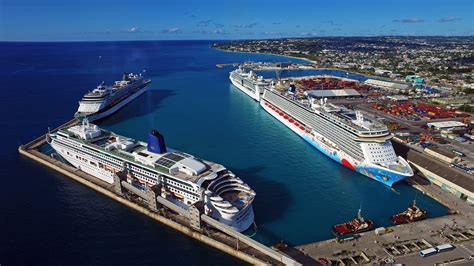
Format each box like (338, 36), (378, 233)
(213, 46), (402, 82)
(213, 46), (316, 64)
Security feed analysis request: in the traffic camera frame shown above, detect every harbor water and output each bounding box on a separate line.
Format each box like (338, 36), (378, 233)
(0, 41), (447, 265)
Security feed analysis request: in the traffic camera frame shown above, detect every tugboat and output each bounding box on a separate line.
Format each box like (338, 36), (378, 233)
(271, 241), (288, 251)
(332, 208), (375, 237)
(391, 200), (427, 224)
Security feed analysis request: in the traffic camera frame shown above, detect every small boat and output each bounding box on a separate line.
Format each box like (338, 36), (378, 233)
(391, 200), (427, 225)
(271, 240), (288, 251)
(332, 208), (374, 236)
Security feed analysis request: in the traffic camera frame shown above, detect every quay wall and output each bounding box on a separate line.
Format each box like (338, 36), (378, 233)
(18, 146), (270, 266)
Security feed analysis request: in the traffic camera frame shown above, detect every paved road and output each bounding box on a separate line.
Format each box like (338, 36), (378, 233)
(395, 247), (472, 265)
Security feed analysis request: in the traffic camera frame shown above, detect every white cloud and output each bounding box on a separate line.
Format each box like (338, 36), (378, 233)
(438, 17), (461, 23)
(161, 27), (181, 34)
(127, 27), (139, 33)
(213, 29), (227, 34)
(393, 18), (424, 23)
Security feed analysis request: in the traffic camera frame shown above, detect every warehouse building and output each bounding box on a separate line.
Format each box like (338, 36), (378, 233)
(427, 121), (467, 131)
(305, 88), (361, 99)
(406, 149), (474, 205)
(423, 147), (459, 164)
(364, 79), (409, 92)
(392, 141), (474, 205)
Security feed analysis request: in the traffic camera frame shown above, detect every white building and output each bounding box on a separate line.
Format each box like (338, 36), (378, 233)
(364, 79), (409, 91)
(427, 121), (467, 131)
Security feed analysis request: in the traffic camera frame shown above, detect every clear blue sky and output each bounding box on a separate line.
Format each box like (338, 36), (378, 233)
(0, 0), (472, 41)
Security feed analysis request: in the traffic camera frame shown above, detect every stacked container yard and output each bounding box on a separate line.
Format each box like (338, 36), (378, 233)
(372, 100), (470, 121)
(293, 77), (371, 93)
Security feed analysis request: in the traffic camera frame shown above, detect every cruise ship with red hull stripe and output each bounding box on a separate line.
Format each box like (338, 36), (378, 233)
(259, 87), (413, 187)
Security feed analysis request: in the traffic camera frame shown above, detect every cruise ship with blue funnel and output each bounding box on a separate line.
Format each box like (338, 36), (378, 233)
(259, 85), (413, 187)
(48, 120), (255, 232)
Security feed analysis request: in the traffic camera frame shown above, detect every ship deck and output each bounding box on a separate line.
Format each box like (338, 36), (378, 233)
(58, 128), (225, 184)
(18, 118), (294, 266)
(268, 89), (389, 135)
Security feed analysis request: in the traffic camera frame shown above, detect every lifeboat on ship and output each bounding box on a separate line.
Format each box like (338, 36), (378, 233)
(173, 192), (184, 199)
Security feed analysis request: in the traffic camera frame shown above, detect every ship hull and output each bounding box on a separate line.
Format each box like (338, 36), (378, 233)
(219, 204), (255, 232)
(49, 127), (255, 233)
(76, 84), (148, 122)
(332, 220), (375, 236)
(229, 75), (260, 101)
(51, 140), (115, 184)
(391, 215), (426, 225)
(260, 100), (409, 187)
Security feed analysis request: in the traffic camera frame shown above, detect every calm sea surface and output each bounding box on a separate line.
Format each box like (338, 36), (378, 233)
(0, 41), (447, 265)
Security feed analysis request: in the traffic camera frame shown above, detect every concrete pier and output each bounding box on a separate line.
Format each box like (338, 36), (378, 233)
(288, 177), (474, 265)
(18, 119), (302, 266)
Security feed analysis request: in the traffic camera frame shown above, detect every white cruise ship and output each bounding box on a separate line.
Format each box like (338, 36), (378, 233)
(75, 73), (151, 121)
(260, 87), (413, 187)
(229, 66), (268, 101)
(48, 120), (255, 232)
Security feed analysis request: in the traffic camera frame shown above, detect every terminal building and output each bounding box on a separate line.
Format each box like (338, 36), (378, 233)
(305, 88), (361, 99)
(431, 97), (472, 105)
(423, 147), (459, 164)
(387, 95), (409, 101)
(364, 79), (409, 92)
(427, 121), (467, 132)
(401, 147), (474, 205)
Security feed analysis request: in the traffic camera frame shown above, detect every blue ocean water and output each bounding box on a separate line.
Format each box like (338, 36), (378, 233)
(0, 41), (447, 265)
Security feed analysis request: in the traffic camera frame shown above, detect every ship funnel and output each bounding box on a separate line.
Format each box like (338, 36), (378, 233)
(82, 117), (90, 128)
(288, 84), (296, 93)
(356, 111), (364, 122)
(147, 129), (167, 154)
(123, 72), (130, 81)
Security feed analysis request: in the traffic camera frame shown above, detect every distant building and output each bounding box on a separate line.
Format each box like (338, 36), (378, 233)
(427, 121), (467, 131)
(375, 69), (392, 76)
(387, 95), (409, 101)
(305, 89), (361, 99)
(431, 97), (471, 105)
(414, 85), (440, 94)
(360, 65), (373, 70)
(277, 62), (292, 68)
(364, 79), (409, 91)
(405, 75), (425, 83)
